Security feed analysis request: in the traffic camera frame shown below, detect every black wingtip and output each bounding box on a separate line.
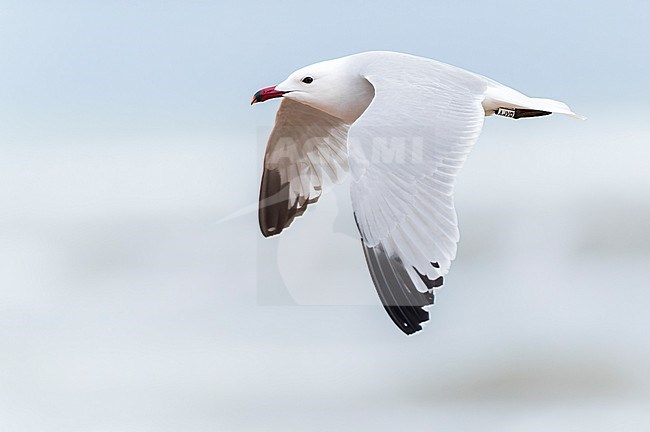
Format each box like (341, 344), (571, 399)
(383, 306), (425, 335)
(260, 225), (281, 238)
(360, 238), (437, 335)
(259, 168), (313, 238)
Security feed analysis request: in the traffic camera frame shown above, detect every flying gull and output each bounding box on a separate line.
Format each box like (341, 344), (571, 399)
(251, 51), (583, 335)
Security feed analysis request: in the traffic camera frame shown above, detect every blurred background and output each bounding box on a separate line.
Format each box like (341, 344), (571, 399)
(1, 1), (649, 431)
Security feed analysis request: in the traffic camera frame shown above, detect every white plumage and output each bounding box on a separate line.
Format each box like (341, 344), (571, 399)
(252, 51), (583, 335)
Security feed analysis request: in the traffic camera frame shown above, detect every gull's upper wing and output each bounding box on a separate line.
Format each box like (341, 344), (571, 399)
(259, 98), (349, 237)
(349, 53), (488, 334)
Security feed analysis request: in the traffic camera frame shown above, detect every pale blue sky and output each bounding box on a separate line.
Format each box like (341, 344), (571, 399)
(0, 0), (648, 143)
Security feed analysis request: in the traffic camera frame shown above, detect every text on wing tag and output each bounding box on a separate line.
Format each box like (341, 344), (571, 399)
(495, 107), (516, 118)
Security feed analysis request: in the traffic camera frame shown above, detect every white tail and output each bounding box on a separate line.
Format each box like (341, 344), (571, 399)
(483, 81), (586, 120)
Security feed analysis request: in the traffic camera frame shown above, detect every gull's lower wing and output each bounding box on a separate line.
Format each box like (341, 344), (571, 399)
(259, 99), (349, 237)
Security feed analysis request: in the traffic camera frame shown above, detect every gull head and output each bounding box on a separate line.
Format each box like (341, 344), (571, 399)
(251, 57), (374, 123)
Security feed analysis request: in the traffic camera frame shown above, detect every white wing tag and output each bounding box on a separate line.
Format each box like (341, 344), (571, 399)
(495, 107), (516, 118)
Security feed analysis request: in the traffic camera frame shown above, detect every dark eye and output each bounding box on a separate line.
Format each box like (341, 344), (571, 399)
(301, 76), (314, 84)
